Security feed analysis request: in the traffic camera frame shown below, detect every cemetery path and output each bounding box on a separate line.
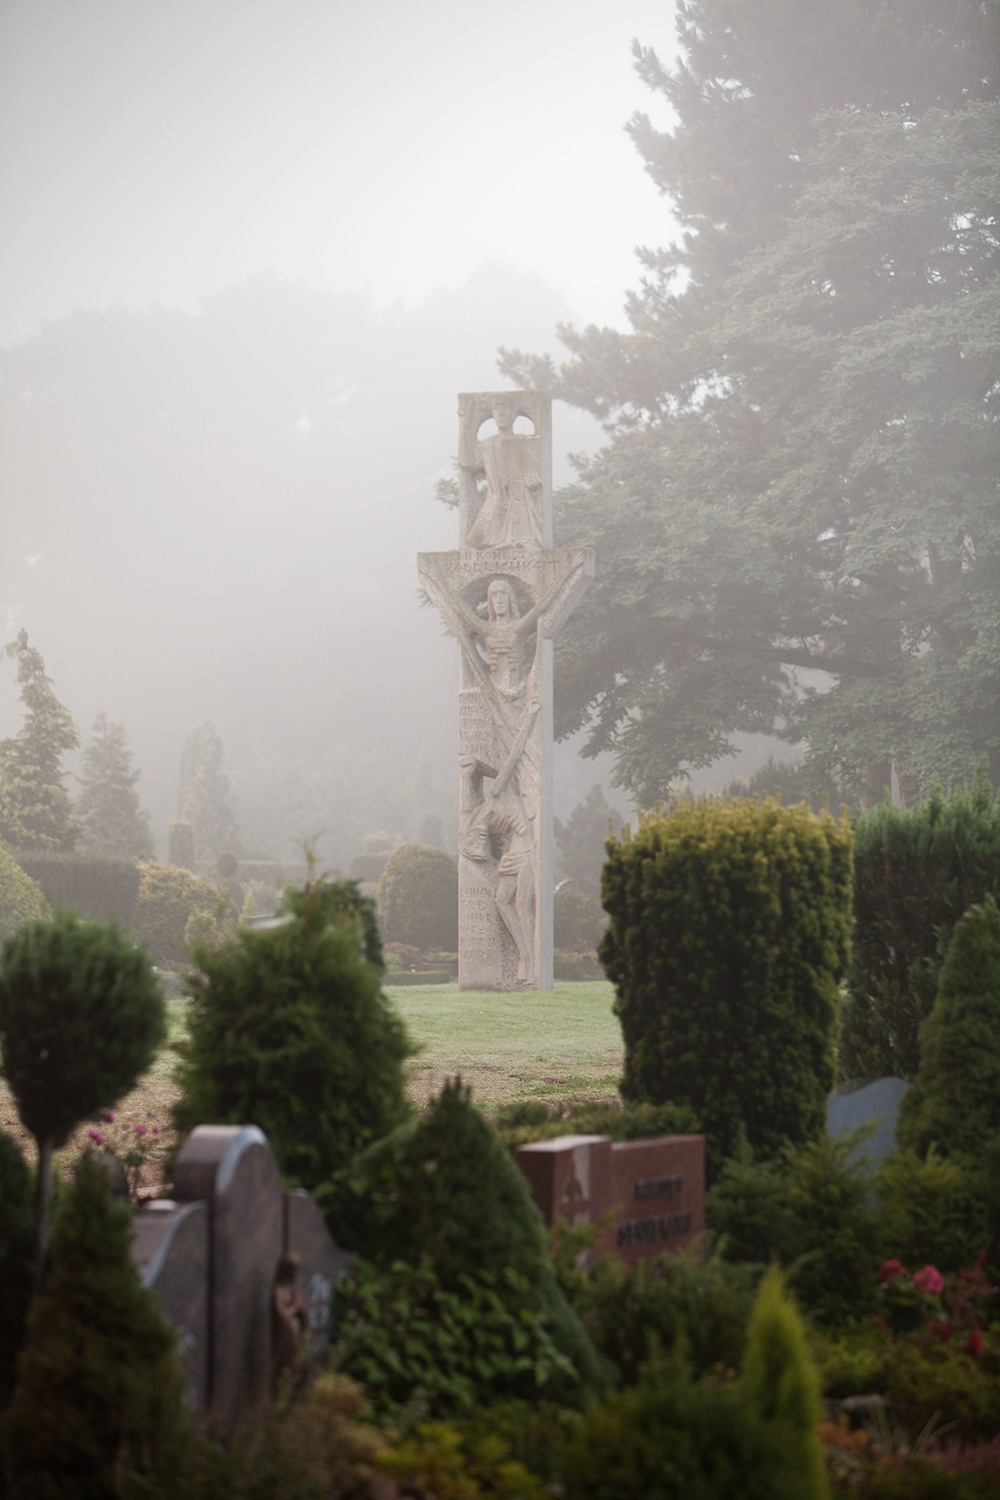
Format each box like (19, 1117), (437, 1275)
(392, 979), (623, 1110)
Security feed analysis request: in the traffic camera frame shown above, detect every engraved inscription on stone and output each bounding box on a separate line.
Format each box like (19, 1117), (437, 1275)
(616, 1212), (694, 1248)
(419, 391), (594, 991)
(634, 1175), (683, 1201)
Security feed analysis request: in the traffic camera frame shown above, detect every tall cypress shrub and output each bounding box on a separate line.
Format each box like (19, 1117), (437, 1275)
(3, 1152), (188, 1500)
(844, 767), (1000, 1080)
(601, 797), (852, 1175)
(897, 897), (1000, 1161)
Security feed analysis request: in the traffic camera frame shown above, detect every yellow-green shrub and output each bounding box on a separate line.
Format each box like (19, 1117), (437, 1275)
(130, 860), (218, 967)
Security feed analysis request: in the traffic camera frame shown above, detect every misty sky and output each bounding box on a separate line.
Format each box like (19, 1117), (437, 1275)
(0, 0), (674, 343)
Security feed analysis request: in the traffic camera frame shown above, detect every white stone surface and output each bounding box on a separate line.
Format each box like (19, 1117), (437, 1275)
(419, 391), (593, 990)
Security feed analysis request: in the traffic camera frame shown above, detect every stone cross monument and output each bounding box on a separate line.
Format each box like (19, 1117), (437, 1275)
(419, 391), (594, 990)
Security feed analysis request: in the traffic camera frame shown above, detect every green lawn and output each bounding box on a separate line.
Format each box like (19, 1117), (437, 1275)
(387, 980), (623, 1111)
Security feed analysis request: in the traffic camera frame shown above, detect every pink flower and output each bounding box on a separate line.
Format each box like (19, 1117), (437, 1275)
(966, 1330), (984, 1359)
(134, 1124), (148, 1137)
(101, 1110), (116, 1124)
(913, 1265), (944, 1295)
(87, 1129), (103, 1145)
(878, 1259), (907, 1284)
(151, 1126), (159, 1136)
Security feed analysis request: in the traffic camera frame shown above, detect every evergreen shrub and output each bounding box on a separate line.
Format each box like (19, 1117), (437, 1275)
(554, 886), (606, 954)
(844, 768), (1000, 1080)
(3, 1151), (188, 1500)
(897, 898), (1000, 1161)
(601, 796), (853, 1175)
(167, 820), (194, 871)
(131, 861), (218, 967)
(0, 844), (49, 943)
(17, 853), (140, 925)
(342, 1079), (602, 1393)
(173, 878), (411, 1195)
(495, 1099), (700, 1151)
(378, 843), (459, 951)
(875, 1149), (988, 1274)
(0, 911), (166, 1272)
(741, 1267), (828, 1498)
(0, 1131), (34, 1413)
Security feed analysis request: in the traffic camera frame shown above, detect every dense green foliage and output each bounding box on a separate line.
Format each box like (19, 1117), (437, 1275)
(377, 843), (459, 951)
(334, 1259), (580, 1420)
(173, 877), (411, 1193)
(0, 1132), (34, 1413)
(280, 876), (385, 974)
(2, 1152), (188, 1500)
(0, 844), (49, 943)
(18, 854), (141, 926)
(897, 898), (1000, 1161)
(843, 770), (1000, 1079)
(0, 912), (165, 1152)
(176, 721), (242, 870)
(562, 1271), (827, 1500)
(342, 1079), (602, 1392)
(501, 0), (1000, 806)
(602, 796), (852, 1174)
(496, 1098), (700, 1151)
(0, 639), (78, 854)
(131, 860), (218, 967)
(75, 712), (153, 860)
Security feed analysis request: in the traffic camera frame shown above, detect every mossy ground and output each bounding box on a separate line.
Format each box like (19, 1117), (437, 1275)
(0, 981), (622, 1186)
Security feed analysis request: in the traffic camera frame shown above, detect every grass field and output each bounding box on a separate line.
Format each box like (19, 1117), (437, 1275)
(0, 980), (623, 1186)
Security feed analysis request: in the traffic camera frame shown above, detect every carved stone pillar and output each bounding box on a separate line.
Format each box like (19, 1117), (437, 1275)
(419, 391), (593, 991)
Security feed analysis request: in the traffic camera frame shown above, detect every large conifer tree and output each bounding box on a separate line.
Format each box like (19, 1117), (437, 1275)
(0, 636), (78, 853)
(176, 720), (242, 869)
(502, 0), (1000, 805)
(75, 711), (154, 859)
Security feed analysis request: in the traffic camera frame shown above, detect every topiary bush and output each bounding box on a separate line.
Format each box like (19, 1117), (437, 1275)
(741, 1267), (828, 1498)
(3, 1151), (188, 1500)
(17, 853), (140, 925)
(843, 767), (1000, 1080)
(897, 898), (1000, 1162)
(0, 911), (166, 1279)
(0, 843), (49, 943)
(173, 877), (411, 1195)
(378, 843), (458, 951)
(130, 860), (219, 967)
(601, 796), (853, 1176)
(341, 1078), (603, 1395)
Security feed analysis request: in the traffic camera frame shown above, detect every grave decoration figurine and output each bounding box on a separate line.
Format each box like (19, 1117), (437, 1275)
(419, 392), (594, 990)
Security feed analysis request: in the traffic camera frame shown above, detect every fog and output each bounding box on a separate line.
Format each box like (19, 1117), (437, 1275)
(0, 0), (676, 865)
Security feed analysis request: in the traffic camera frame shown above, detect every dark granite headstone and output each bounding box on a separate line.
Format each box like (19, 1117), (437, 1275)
(173, 1124), (284, 1438)
(132, 1198), (209, 1415)
(827, 1077), (911, 1167)
(516, 1132), (705, 1265)
(284, 1188), (356, 1364)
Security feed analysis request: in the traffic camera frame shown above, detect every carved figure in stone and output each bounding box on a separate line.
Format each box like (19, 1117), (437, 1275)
(272, 1251), (306, 1387)
(459, 773), (537, 986)
(466, 424), (543, 548)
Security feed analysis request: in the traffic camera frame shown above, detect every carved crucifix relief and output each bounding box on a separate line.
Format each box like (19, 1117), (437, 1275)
(419, 391), (594, 991)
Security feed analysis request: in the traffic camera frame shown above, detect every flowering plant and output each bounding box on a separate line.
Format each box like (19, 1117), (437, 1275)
(877, 1260), (945, 1335)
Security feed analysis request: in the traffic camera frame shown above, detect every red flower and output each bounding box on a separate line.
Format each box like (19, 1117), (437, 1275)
(966, 1330), (984, 1359)
(878, 1259), (907, 1284)
(913, 1265), (944, 1295)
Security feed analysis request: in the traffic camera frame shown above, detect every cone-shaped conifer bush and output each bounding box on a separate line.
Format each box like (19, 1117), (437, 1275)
(0, 1131), (35, 1414)
(601, 796), (852, 1176)
(898, 896), (1000, 1161)
(741, 1267), (828, 1500)
(173, 877), (410, 1193)
(345, 1078), (602, 1391)
(0, 912), (166, 1280)
(3, 1152), (188, 1500)
(378, 842), (459, 951)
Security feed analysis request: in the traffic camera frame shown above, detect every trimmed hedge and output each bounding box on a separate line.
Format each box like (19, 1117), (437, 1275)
(0, 844), (50, 943)
(16, 853), (140, 925)
(601, 796), (853, 1177)
(130, 862), (218, 968)
(843, 768), (1000, 1080)
(378, 843), (458, 951)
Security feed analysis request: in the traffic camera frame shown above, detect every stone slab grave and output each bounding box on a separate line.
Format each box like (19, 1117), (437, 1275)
(516, 1133), (705, 1266)
(131, 1125), (354, 1435)
(827, 1077), (911, 1168)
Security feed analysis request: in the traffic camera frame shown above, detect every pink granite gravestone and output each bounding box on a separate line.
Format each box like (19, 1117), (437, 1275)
(516, 1132), (705, 1265)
